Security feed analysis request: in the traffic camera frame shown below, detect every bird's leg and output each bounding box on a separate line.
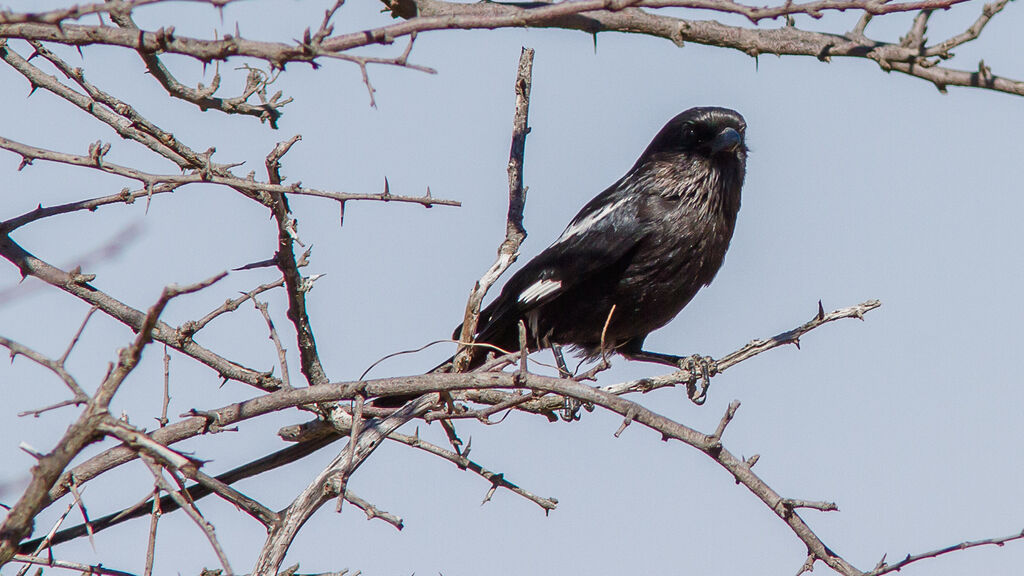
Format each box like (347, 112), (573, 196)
(621, 346), (717, 405)
(549, 343), (573, 378)
(620, 348), (687, 367)
(544, 338), (582, 421)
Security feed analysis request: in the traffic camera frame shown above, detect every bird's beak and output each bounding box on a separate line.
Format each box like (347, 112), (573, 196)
(710, 127), (743, 154)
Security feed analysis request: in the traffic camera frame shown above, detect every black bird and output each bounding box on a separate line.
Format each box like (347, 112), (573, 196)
(375, 107), (746, 407)
(456, 106), (747, 370)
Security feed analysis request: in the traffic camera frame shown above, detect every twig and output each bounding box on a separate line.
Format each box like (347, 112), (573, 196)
(0, 335), (87, 401)
(11, 41), (201, 169)
(97, 420), (195, 472)
(341, 490), (404, 531)
(388, 430), (558, 513)
(254, 297), (292, 390)
(265, 137), (328, 387)
(923, 0), (1009, 57)
(716, 300), (881, 371)
(0, 1), (243, 26)
(141, 456), (233, 575)
(452, 46), (534, 372)
(12, 554), (137, 576)
(26, 432), (344, 551)
(781, 498), (840, 512)
(424, 390), (536, 423)
(17, 497), (78, 573)
(0, 135), (459, 233)
(711, 400), (741, 444)
(0, 272), (227, 565)
(0, 232), (282, 392)
(613, 406), (636, 438)
(96, 420), (276, 528)
(335, 395), (365, 511)
(107, 9), (289, 126)
(866, 529), (1024, 576)
(187, 277), (286, 334)
(1, 273), (222, 560)
(252, 395), (437, 574)
(144, 489), (161, 576)
(59, 305), (99, 365)
(190, 469), (278, 527)
(67, 480), (95, 551)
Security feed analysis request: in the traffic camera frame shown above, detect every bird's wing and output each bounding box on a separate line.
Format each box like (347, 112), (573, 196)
(513, 195), (642, 307)
(469, 185), (647, 339)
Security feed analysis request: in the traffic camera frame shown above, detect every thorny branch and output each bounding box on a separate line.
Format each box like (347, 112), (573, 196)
(0, 273), (226, 565)
(140, 455), (233, 575)
(252, 395), (438, 573)
(388, 429), (559, 512)
(866, 529), (1024, 575)
(9, 293), (879, 573)
(0, 0), (1018, 100)
(265, 136), (327, 388)
(0, 133), (457, 233)
(21, 432), (347, 551)
(106, 7), (291, 127)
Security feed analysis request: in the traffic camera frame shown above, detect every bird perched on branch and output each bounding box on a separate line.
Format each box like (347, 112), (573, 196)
(375, 107), (746, 407)
(457, 107), (747, 369)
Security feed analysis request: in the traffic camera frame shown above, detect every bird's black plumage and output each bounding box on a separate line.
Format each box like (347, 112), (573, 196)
(458, 106), (747, 369)
(374, 107), (746, 408)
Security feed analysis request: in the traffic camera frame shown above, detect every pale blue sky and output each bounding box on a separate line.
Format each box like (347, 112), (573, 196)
(1, 1), (1023, 574)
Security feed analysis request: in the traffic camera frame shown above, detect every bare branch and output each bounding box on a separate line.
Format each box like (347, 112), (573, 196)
(0, 272), (226, 565)
(388, 429), (558, 513)
(460, 299), (883, 415)
(12, 554), (137, 576)
(59, 305), (99, 365)
(252, 395), (437, 574)
(0, 134), (459, 233)
(0, 0), (1016, 100)
(254, 297), (292, 389)
(144, 489), (160, 576)
(0, 1), (242, 26)
(265, 138), (328, 387)
(107, 9), (289, 126)
(339, 490), (404, 531)
(1, 42), (197, 170)
(453, 46), (534, 372)
(866, 529), (1024, 576)
(716, 300), (881, 372)
(25, 433), (344, 551)
(0, 233), (282, 392)
(187, 278), (286, 334)
(141, 456), (233, 575)
(0, 335), (87, 402)
(158, 346), (171, 428)
(782, 499), (840, 512)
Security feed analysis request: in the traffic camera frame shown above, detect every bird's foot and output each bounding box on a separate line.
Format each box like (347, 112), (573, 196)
(681, 354), (717, 405)
(545, 341), (586, 421)
(558, 395), (594, 422)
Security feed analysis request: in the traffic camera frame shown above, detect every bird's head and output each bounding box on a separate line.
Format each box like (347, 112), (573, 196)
(638, 107), (747, 166)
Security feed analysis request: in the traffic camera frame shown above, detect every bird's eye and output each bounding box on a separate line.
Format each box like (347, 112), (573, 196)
(680, 125), (697, 144)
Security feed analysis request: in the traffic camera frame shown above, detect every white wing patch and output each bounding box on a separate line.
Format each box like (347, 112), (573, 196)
(554, 196), (630, 245)
(518, 279), (562, 304)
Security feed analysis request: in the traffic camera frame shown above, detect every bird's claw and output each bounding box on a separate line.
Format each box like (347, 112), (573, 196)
(558, 396), (595, 422)
(681, 354), (716, 405)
